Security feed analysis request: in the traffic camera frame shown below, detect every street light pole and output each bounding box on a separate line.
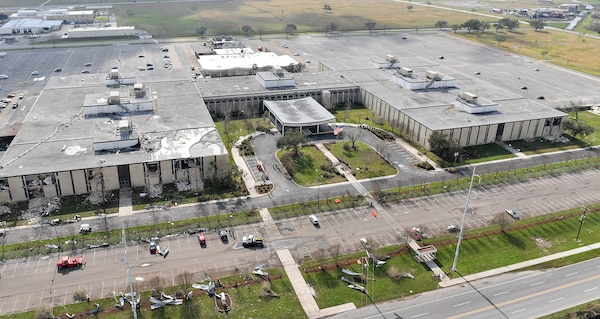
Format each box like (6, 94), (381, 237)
(575, 207), (588, 242)
(453, 152), (459, 169)
(452, 167), (479, 272)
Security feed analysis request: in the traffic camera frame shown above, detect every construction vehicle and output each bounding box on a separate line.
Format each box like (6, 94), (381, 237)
(57, 256), (84, 271)
(242, 234), (264, 248)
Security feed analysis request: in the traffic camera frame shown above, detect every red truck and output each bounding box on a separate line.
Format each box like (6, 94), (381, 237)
(57, 256), (85, 271)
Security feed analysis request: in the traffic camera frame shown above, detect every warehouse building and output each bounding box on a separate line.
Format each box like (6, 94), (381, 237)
(0, 19), (62, 35)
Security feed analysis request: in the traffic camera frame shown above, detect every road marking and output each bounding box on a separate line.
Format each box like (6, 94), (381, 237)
(454, 301), (470, 307)
(565, 272), (578, 277)
(549, 297), (563, 303)
(494, 291), (508, 296)
(411, 312), (428, 318)
(585, 287), (598, 292)
(511, 308), (526, 313)
(446, 272), (600, 319)
(530, 281), (544, 286)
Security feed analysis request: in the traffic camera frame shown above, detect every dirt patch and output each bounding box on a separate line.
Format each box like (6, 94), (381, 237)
(534, 236), (552, 250)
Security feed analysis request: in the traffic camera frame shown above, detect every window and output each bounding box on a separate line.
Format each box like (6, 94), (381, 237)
(544, 119), (551, 127)
(552, 118), (562, 126)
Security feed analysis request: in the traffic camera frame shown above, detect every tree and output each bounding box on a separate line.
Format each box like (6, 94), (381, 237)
(495, 34), (508, 46)
(323, 4), (332, 11)
(345, 130), (362, 149)
(365, 22), (376, 35)
(196, 26), (207, 37)
(480, 21), (490, 33)
(428, 132), (463, 163)
(407, 5), (414, 12)
(491, 212), (513, 232)
(541, 50), (548, 59)
(462, 19), (482, 33)
(451, 24), (462, 33)
(498, 18), (519, 32)
(326, 21), (338, 36)
(276, 129), (305, 157)
(564, 119), (594, 139)
(529, 20), (545, 31)
(258, 27), (265, 40)
(241, 25), (253, 36)
(284, 24), (297, 38)
(435, 20), (448, 30)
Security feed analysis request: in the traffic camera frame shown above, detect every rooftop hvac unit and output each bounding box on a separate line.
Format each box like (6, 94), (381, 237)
(426, 70), (441, 80)
(460, 91), (478, 102)
(399, 67), (413, 76)
(133, 83), (146, 97)
(108, 91), (120, 105)
(385, 55), (396, 62)
(109, 69), (119, 79)
(272, 66), (284, 76)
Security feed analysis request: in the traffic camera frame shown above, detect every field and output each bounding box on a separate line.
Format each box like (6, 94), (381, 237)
(458, 29), (600, 77)
(113, 0), (477, 37)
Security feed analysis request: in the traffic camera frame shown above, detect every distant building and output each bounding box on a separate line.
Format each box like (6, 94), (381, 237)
(10, 9), (95, 24)
(0, 19), (62, 35)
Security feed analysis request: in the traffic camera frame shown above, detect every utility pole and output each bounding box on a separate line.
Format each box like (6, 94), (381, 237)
(575, 207), (588, 242)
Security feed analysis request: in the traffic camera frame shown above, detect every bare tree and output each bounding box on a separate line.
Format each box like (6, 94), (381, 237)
(176, 271), (195, 292)
(361, 150), (378, 171)
(329, 243), (342, 267)
(346, 130), (362, 149)
(375, 142), (390, 160)
(314, 247), (328, 270)
(491, 212), (513, 232)
(365, 22), (376, 35)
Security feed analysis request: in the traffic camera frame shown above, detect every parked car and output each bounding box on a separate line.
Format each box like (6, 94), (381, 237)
(219, 229), (228, 242)
(54, 68), (62, 72)
(149, 241), (158, 254)
(447, 225), (460, 233)
(79, 224), (92, 234)
(197, 233), (206, 245)
(309, 215), (319, 225)
(506, 209), (520, 220)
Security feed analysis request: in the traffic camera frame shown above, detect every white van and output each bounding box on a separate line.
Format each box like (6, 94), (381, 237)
(0, 75), (8, 79)
(309, 215), (319, 225)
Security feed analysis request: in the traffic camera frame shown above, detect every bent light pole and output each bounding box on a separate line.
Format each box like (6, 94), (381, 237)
(452, 167), (479, 272)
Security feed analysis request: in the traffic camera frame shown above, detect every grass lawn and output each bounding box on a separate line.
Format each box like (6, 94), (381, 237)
(2, 269), (306, 319)
(457, 29), (600, 77)
(462, 143), (515, 164)
(326, 141), (397, 179)
(277, 145), (346, 187)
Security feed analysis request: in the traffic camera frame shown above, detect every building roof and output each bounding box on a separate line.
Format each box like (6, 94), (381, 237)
(264, 97), (335, 126)
(0, 73), (226, 176)
(198, 52), (297, 73)
(0, 18), (62, 29)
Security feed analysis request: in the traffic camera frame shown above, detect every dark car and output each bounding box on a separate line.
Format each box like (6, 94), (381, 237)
(54, 68), (62, 72)
(149, 241), (158, 254)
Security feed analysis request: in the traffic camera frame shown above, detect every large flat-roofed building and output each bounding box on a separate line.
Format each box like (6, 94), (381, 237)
(0, 70), (227, 203)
